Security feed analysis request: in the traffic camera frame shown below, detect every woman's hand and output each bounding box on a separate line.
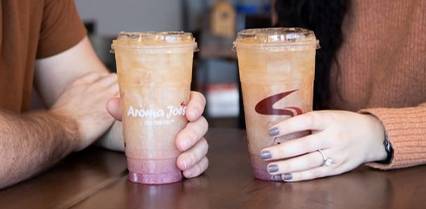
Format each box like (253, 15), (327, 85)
(106, 91), (209, 179)
(261, 110), (387, 182)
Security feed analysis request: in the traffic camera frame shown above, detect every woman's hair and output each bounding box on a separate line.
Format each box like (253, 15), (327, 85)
(274, 0), (350, 109)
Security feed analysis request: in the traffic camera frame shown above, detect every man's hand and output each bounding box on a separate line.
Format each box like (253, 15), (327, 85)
(106, 91), (209, 178)
(50, 72), (119, 151)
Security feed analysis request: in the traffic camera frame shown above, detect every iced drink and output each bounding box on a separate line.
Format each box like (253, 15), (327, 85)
(234, 28), (317, 181)
(112, 32), (196, 184)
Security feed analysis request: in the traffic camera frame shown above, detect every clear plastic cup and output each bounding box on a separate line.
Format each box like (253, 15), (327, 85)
(112, 31), (197, 184)
(234, 28), (318, 181)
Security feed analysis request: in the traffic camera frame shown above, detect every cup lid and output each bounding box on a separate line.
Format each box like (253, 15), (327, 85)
(234, 27), (319, 48)
(111, 31), (196, 50)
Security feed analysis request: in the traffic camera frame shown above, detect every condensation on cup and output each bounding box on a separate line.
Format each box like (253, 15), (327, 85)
(112, 31), (197, 184)
(234, 28), (319, 181)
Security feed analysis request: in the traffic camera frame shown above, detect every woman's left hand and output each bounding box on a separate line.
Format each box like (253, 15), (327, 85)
(261, 110), (388, 182)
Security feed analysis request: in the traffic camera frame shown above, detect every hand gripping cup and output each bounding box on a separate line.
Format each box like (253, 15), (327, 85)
(234, 28), (318, 181)
(112, 32), (197, 184)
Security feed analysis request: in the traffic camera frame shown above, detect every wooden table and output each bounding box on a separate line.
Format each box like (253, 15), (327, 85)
(1, 128), (425, 209)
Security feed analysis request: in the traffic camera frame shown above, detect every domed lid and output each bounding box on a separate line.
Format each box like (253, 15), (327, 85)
(234, 27), (319, 49)
(112, 31), (196, 49)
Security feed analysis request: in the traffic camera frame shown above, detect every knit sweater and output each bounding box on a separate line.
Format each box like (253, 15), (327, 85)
(328, 0), (426, 169)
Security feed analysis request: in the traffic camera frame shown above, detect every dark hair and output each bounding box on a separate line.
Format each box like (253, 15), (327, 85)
(274, 0), (350, 109)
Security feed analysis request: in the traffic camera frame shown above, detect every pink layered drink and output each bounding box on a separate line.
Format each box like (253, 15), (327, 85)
(234, 28), (317, 181)
(112, 32), (196, 184)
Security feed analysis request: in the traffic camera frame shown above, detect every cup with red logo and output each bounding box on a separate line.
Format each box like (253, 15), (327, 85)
(112, 32), (197, 184)
(234, 28), (318, 181)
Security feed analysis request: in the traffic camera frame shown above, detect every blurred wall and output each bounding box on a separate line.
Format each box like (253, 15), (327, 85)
(75, 0), (182, 35)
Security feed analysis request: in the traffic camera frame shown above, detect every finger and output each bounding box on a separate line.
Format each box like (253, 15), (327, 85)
(176, 117), (208, 151)
(75, 72), (108, 85)
(177, 138), (208, 170)
(183, 157), (209, 178)
(269, 112), (325, 138)
(186, 91), (206, 122)
(107, 83), (119, 96)
(91, 74), (117, 90)
(106, 97), (122, 121)
(96, 73), (118, 87)
(279, 166), (332, 182)
(260, 133), (329, 161)
(266, 151), (324, 175)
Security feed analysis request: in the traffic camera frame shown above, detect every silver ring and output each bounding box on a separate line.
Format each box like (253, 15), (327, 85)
(317, 149), (334, 167)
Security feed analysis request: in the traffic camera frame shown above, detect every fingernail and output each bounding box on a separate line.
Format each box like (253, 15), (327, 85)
(188, 109), (196, 119)
(271, 175), (282, 181)
(177, 138), (191, 152)
(260, 150), (272, 160)
(282, 173), (292, 181)
(180, 159), (188, 170)
(269, 127), (280, 137)
(180, 141), (190, 151)
(267, 164), (279, 173)
(183, 170), (193, 178)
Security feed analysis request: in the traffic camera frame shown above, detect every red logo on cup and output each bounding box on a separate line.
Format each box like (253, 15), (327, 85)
(255, 90), (303, 116)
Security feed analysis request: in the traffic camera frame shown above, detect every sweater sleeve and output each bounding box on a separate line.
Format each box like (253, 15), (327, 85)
(360, 102), (426, 170)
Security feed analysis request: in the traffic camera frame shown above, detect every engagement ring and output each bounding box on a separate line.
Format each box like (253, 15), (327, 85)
(317, 149), (335, 167)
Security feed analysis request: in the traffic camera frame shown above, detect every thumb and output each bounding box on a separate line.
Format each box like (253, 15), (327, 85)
(106, 97), (122, 121)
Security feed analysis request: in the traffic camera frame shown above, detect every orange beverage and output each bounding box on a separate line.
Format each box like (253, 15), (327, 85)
(112, 32), (196, 184)
(234, 28), (318, 181)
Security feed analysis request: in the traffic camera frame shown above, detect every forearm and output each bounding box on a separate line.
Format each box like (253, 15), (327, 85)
(96, 121), (124, 152)
(0, 110), (78, 188)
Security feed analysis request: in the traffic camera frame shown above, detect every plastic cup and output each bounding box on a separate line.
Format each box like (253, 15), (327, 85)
(234, 27), (318, 181)
(112, 31), (197, 184)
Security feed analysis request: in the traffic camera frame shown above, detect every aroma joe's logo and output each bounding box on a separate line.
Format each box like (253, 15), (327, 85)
(127, 102), (187, 120)
(255, 89), (303, 116)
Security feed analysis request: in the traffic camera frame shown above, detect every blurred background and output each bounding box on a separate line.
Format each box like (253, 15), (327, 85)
(76, 0), (273, 128)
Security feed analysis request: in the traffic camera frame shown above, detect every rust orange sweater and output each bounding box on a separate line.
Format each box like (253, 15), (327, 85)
(328, 0), (426, 169)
